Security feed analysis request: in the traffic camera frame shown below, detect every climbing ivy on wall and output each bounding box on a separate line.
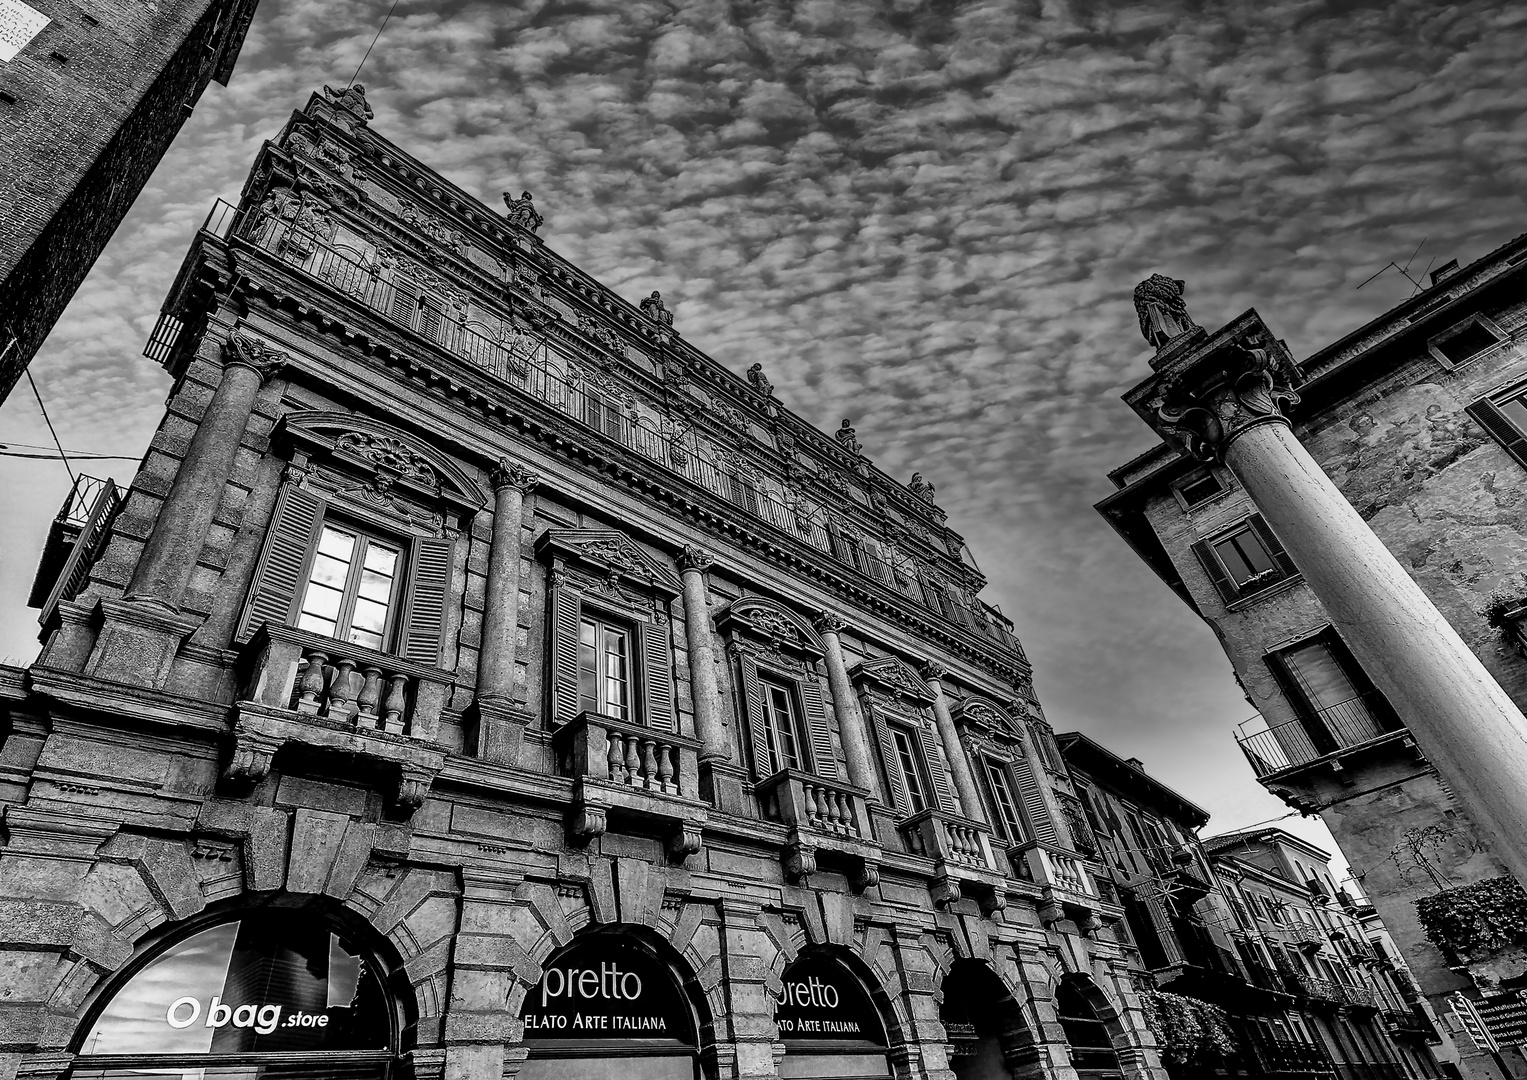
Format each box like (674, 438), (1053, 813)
(1416, 876), (1527, 960)
(1138, 989), (1238, 1066)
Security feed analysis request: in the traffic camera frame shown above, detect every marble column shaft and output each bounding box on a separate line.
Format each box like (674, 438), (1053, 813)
(814, 614), (879, 800)
(477, 460), (537, 704)
(128, 338), (275, 608)
(922, 667), (986, 824)
(678, 547), (730, 764)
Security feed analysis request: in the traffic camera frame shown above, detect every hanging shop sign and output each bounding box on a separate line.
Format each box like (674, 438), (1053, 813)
(521, 937), (694, 1043)
(774, 956), (885, 1043)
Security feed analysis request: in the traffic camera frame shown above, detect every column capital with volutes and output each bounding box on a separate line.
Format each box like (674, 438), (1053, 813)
(917, 660), (949, 683)
(812, 611), (847, 635)
(1122, 311), (1303, 464)
(677, 545), (714, 573)
(490, 456), (541, 494)
(221, 332), (290, 384)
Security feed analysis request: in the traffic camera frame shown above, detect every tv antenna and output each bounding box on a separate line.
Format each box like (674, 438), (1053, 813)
(1356, 237), (1433, 296)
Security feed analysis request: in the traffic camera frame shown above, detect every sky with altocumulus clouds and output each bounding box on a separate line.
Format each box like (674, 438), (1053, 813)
(5, 0), (1527, 874)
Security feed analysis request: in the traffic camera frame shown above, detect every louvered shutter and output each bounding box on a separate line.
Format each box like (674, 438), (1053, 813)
(640, 616), (676, 732)
(799, 675), (838, 779)
(401, 537), (452, 665)
(737, 653), (772, 777)
(550, 583), (582, 725)
(1009, 755), (1059, 845)
(1191, 538), (1238, 605)
(1466, 398), (1527, 468)
(920, 727), (960, 814)
(1248, 514), (1299, 578)
(866, 702), (910, 815)
(418, 299), (444, 343)
(388, 280), (418, 326)
(238, 483), (322, 642)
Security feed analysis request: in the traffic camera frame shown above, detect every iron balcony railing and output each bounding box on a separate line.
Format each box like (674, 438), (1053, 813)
(221, 203), (1026, 657)
(1235, 692), (1404, 778)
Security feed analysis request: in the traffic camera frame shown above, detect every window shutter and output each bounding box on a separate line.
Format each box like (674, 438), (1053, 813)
(238, 483), (322, 643)
(920, 727), (960, 814)
(550, 583), (582, 725)
(1466, 398), (1527, 468)
(1009, 755), (1059, 845)
(866, 702), (910, 815)
(388, 280), (418, 326)
(418, 299), (444, 343)
(640, 616), (676, 732)
(799, 675), (838, 779)
(1191, 537), (1238, 605)
(1248, 515), (1298, 578)
(737, 653), (772, 778)
(401, 536), (452, 665)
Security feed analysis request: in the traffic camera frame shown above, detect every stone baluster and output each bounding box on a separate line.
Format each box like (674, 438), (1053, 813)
(677, 547), (731, 767)
(473, 457), (539, 763)
(812, 612), (881, 802)
(1128, 321), (1527, 886)
(659, 744), (676, 790)
(327, 658), (358, 721)
(382, 674), (408, 733)
(920, 660), (988, 826)
(607, 732), (625, 782)
(297, 651), (328, 712)
(356, 666), (383, 725)
(641, 739), (658, 788)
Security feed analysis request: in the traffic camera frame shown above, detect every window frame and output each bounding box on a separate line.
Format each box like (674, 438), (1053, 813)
(1428, 313), (1505, 369)
(889, 722), (932, 814)
(1192, 514), (1299, 606)
(577, 611), (636, 723)
(296, 519), (407, 652)
(979, 755), (1027, 845)
(1171, 467), (1228, 511)
(757, 673), (806, 775)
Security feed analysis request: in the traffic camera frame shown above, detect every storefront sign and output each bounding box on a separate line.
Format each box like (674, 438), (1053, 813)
(0, 0), (49, 62)
(774, 956), (885, 1043)
(521, 938), (693, 1043)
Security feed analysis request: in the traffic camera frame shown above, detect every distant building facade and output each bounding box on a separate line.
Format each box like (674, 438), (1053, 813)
(0, 0), (260, 401)
(1, 89), (1165, 1080)
(1059, 733), (1447, 1079)
(1098, 237), (1527, 1078)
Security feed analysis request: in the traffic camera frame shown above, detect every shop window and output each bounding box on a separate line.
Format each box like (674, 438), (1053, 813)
(776, 954), (890, 1079)
(1172, 468), (1226, 510)
(578, 615), (633, 722)
(1468, 382), (1527, 469)
(239, 484), (454, 666)
(297, 523), (404, 651)
(1191, 514), (1299, 605)
(1430, 314), (1504, 368)
(74, 912), (394, 1078)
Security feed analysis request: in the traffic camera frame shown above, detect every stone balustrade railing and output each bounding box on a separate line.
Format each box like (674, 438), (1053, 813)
(1017, 843), (1098, 905)
(900, 809), (995, 871)
(554, 712), (703, 802)
(757, 770), (871, 839)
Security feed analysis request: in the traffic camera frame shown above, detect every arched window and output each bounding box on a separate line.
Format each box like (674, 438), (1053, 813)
(74, 912), (397, 1078)
(775, 953), (889, 1080)
(1055, 981), (1122, 1079)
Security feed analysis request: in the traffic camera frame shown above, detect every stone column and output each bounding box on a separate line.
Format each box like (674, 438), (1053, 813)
(678, 545), (730, 765)
(473, 457), (539, 764)
(128, 333), (283, 609)
(1127, 319), (1527, 887)
(813, 612), (880, 801)
(919, 661), (987, 824)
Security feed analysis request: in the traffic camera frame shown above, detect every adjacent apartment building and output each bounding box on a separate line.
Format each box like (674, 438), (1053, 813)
(0, 0), (262, 402)
(1059, 733), (1447, 1080)
(2, 88), (1161, 1080)
(1098, 239), (1527, 1079)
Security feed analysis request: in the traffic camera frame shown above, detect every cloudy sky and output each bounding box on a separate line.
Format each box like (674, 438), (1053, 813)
(5, 0), (1527, 873)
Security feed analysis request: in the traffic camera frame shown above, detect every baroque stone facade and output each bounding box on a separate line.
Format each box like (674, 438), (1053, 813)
(0, 92), (1165, 1080)
(1100, 239), (1527, 1078)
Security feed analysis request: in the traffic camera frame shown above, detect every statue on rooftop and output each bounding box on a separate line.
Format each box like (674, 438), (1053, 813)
(322, 83), (374, 124)
(909, 473), (936, 503)
(1133, 273), (1201, 349)
(640, 290), (673, 326)
(504, 191), (544, 234)
(835, 419), (861, 455)
(746, 363), (773, 397)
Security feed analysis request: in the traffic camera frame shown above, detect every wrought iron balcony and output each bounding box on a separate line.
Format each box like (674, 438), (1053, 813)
(757, 769), (880, 889)
(1288, 922), (1327, 950)
(1251, 1037), (1329, 1074)
(232, 625), (448, 815)
(1235, 694), (1404, 778)
(29, 474), (122, 627)
(553, 711), (707, 859)
(1284, 972), (1345, 1006)
(1341, 983), (1379, 1012)
(1382, 1007), (1431, 1039)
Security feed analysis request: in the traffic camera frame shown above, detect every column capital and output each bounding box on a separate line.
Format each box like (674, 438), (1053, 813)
(812, 611), (846, 635)
(918, 660), (948, 683)
(221, 332), (289, 383)
(1123, 313), (1302, 463)
(677, 544), (714, 573)
(490, 456), (541, 493)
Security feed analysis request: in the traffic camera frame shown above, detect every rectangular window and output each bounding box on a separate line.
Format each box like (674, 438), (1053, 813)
(578, 616), (631, 721)
(1270, 630), (1401, 755)
(891, 725), (929, 814)
(1430, 314), (1504, 368)
(759, 676), (803, 774)
(584, 392), (624, 440)
(1468, 383), (1527, 468)
(1173, 469), (1225, 509)
(1192, 514), (1297, 604)
(297, 524), (403, 651)
(980, 758), (1026, 844)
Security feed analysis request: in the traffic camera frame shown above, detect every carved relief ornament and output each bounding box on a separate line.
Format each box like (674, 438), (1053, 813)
(1147, 340), (1302, 463)
(490, 457), (541, 494)
(222, 333), (290, 383)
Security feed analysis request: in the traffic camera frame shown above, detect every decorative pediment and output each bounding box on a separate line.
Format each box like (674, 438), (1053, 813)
(715, 597), (823, 658)
(534, 529), (682, 600)
(849, 655), (934, 704)
(953, 697), (1024, 741)
(278, 411), (485, 513)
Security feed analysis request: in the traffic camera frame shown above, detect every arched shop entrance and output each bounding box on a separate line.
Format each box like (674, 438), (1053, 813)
(775, 953), (890, 1080)
(519, 932), (701, 1080)
(940, 960), (1030, 1080)
(1055, 979), (1123, 1080)
(70, 908), (399, 1078)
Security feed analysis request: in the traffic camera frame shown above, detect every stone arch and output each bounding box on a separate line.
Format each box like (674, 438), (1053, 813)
(1055, 971), (1129, 1076)
(941, 957), (1042, 1080)
(65, 892), (420, 1060)
(775, 941), (911, 1048)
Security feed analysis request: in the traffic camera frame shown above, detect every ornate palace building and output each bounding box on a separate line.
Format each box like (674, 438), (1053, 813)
(1, 88), (1160, 1080)
(1099, 248), (1527, 1080)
